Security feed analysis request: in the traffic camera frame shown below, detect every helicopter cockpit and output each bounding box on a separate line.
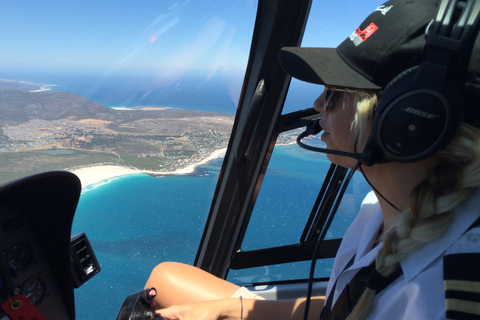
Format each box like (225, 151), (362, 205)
(3, 0), (477, 319)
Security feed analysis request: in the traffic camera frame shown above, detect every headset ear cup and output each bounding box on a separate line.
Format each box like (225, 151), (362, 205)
(369, 65), (462, 163)
(362, 67), (421, 166)
(362, 67), (420, 165)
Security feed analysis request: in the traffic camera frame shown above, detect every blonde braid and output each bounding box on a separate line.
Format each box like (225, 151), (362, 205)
(346, 99), (480, 319)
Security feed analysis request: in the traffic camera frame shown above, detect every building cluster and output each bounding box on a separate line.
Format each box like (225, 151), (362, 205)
(0, 119), (232, 172)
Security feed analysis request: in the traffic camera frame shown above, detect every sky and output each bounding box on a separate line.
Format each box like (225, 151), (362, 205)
(0, 0), (384, 75)
(1, 0), (256, 74)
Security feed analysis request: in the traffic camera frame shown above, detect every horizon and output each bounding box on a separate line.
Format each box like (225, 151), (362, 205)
(1, 0), (382, 76)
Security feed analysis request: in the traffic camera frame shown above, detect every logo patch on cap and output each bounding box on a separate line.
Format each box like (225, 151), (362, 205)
(350, 22), (378, 46)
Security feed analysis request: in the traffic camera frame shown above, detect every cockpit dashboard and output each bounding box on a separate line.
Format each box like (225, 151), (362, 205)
(0, 171), (99, 320)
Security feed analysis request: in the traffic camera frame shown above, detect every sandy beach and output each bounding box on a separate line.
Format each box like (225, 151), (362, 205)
(69, 148), (227, 189)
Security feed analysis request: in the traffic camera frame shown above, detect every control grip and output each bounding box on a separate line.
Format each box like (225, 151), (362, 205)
(116, 288), (164, 320)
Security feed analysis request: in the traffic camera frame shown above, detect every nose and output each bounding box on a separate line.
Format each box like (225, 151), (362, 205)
(313, 92), (326, 113)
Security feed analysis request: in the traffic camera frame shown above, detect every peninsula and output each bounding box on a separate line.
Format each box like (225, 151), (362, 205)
(0, 79), (235, 185)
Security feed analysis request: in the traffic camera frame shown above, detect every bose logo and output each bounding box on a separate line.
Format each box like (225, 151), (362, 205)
(402, 107), (440, 120)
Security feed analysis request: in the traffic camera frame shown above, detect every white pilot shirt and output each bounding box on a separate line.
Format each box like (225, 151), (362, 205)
(325, 190), (480, 320)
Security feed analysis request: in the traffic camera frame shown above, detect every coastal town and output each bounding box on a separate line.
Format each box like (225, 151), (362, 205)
(1, 117), (232, 168)
(0, 113), (235, 184)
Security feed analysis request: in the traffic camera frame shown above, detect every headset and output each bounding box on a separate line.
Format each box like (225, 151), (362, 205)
(298, 0), (480, 166)
(362, 0), (480, 165)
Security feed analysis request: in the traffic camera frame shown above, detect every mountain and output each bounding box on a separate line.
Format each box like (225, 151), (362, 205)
(0, 90), (115, 124)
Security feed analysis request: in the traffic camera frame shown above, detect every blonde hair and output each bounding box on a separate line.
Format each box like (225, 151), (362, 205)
(345, 93), (480, 320)
(351, 92), (378, 151)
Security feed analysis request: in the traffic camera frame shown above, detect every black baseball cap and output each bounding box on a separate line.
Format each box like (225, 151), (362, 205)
(279, 0), (480, 103)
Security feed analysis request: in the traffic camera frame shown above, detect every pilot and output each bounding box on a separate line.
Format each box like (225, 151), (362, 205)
(145, 0), (480, 319)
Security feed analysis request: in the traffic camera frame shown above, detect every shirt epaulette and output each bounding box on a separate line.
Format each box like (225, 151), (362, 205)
(443, 253), (480, 320)
(444, 216), (480, 320)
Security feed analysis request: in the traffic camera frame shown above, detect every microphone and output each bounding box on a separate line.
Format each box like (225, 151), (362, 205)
(297, 120), (400, 211)
(296, 119), (364, 160)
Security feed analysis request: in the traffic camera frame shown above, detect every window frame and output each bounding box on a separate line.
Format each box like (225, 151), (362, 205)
(193, 0), (353, 283)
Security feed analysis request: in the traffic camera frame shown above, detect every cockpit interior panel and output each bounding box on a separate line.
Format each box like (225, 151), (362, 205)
(0, 171), (99, 320)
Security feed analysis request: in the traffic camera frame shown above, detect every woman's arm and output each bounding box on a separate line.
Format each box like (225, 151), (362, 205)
(158, 296), (326, 320)
(145, 262), (241, 308)
(146, 261), (325, 319)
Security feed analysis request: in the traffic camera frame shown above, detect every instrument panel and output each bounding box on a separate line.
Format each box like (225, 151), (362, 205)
(0, 205), (70, 319)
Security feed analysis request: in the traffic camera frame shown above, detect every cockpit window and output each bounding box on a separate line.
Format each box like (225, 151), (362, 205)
(241, 145), (329, 251)
(1, 1), (256, 318)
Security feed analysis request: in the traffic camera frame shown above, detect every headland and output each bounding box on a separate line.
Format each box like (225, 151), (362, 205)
(0, 79), (234, 186)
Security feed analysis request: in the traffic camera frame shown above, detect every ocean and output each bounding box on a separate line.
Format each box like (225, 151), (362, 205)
(1, 68), (320, 114)
(2, 70), (370, 319)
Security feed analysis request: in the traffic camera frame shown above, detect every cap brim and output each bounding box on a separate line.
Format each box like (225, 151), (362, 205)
(279, 47), (381, 90)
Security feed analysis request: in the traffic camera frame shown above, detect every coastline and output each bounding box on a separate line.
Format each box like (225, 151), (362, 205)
(69, 148), (227, 189)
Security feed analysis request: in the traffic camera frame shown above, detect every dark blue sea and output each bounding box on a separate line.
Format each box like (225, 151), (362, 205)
(2, 70), (371, 319)
(1, 68), (321, 114)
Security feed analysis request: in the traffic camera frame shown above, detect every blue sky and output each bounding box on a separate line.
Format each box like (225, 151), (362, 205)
(0, 0), (383, 72)
(1, 0), (257, 74)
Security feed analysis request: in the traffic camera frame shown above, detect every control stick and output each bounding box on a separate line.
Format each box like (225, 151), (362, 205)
(116, 288), (163, 320)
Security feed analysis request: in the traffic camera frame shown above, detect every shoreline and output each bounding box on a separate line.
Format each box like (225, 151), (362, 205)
(69, 148), (227, 189)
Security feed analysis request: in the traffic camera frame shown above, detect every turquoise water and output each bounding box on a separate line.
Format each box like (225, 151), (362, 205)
(72, 164), (221, 319)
